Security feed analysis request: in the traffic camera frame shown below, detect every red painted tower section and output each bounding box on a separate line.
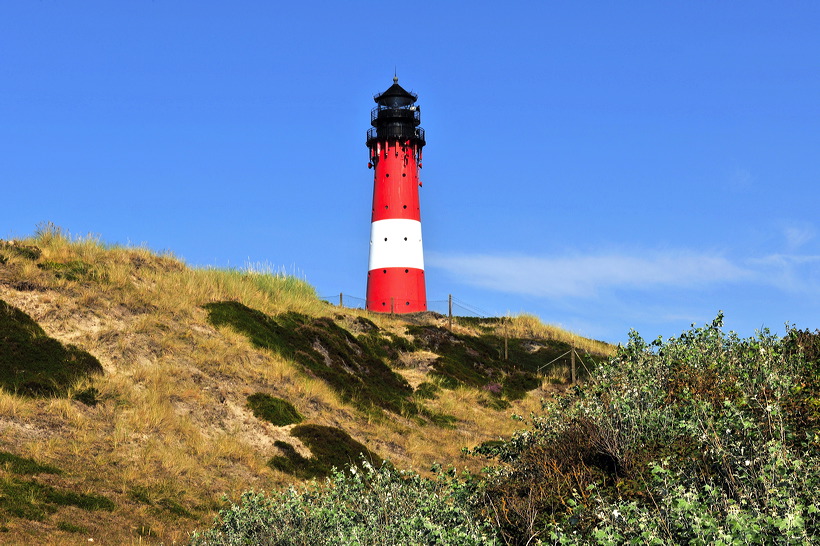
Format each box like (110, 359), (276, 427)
(366, 77), (427, 313)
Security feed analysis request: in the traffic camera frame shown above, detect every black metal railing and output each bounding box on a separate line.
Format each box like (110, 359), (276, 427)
(366, 127), (425, 146)
(371, 106), (421, 125)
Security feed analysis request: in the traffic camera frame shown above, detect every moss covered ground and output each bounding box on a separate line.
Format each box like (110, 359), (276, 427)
(0, 298), (103, 396)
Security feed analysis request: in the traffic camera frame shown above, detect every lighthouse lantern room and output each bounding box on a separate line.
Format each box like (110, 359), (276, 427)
(365, 77), (427, 313)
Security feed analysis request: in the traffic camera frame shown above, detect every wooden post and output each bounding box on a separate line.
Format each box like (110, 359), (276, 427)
(390, 297), (394, 316)
(570, 347), (576, 384)
(339, 292), (343, 307)
(448, 294), (453, 330)
(504, 315), (509, 361)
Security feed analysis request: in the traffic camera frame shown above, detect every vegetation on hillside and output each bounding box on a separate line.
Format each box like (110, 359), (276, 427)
(197, 317), (820, 545)
(0, 225), (603, 544)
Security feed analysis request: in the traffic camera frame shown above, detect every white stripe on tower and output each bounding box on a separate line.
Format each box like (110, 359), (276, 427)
(368, 219), (424, 270)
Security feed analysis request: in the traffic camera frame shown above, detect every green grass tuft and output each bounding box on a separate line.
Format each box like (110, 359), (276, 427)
(0, 241), (42, 260)
(246, 393), (303, 426)
(204, 301), (416, 416)
(0, 451), (61, 476)
(57, 521), (89, 534)
(0, 299), (103, 397)
(268, 425), (381, 479)
(72, 386), (100, 407)
(37, 260), (96, 281)
(413, 382), (439, 399)
(0, 477), (114, 522)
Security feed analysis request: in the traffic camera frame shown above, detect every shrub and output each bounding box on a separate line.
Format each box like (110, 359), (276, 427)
(474, 315), (820, 544)
(191, 459), (499, 545)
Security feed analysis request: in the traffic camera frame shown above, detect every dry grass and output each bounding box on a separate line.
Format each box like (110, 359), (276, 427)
(504, 313), (615, 356)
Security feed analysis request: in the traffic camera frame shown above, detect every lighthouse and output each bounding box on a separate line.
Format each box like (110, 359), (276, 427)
(365, 77), (427, 313)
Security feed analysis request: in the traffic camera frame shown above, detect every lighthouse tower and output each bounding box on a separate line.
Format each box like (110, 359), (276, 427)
(365, 77), (427, 313)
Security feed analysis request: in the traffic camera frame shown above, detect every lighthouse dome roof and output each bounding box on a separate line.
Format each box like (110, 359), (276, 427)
(374, 77), (417, 107)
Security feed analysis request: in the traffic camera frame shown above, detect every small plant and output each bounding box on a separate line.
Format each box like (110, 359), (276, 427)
(57, 521), (88, 534)
(72, 386), (100, 407)
(246, 393), (303, 426)
(0, 240), (42, 260)
(414, 381), (439, 399)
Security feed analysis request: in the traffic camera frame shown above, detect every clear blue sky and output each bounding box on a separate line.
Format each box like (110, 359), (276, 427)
(3, 1), (819, 343)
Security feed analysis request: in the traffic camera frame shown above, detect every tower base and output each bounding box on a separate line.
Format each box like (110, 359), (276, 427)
(366, 267), (426, 313)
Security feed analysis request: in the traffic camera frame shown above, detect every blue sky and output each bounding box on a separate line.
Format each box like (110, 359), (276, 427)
(2, 1), (819, 343)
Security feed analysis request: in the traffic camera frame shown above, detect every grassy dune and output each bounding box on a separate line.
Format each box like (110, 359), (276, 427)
(0, 226), (613, 544)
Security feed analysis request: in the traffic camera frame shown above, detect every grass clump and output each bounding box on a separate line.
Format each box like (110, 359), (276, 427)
(0, 299), (103, 397)
(0, 477), (114, 522)
(72, 386), (100, 406)
(0, 240), (42, 261)
(356, 328), (416, 362)
(37, 260), (96, 281)
(0, 451), (61, 476)
(246, 393), (303, 426)
(413, 381), (439, 399)
(204, 301), (416, 416)
(57, 521), (89, 534)
(268, 424), (380, 479)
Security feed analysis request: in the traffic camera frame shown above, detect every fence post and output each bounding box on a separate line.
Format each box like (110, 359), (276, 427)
(571, 347), (576, 384)
(448, 294), (453, 330)
(504, 315), (509, 361)
(390, 297), (394, 316)
(339, 292), (343, 308)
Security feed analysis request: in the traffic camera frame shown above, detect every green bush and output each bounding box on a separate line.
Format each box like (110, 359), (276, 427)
(246, 393), (303, 426)
(191, 459), (499, 545)
(474, 314), (820, 544)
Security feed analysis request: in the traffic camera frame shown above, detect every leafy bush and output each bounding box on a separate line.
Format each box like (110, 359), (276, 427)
(246, 393), (303, 426)
(473, 315), (820, 544)
(191, 459), (499, 545)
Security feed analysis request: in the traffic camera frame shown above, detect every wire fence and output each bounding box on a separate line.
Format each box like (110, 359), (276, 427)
(319, 292), (601, 383)
(318, 293), (492, 318)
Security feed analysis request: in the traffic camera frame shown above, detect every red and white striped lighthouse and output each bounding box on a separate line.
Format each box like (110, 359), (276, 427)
(365, 77), (427, 313)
